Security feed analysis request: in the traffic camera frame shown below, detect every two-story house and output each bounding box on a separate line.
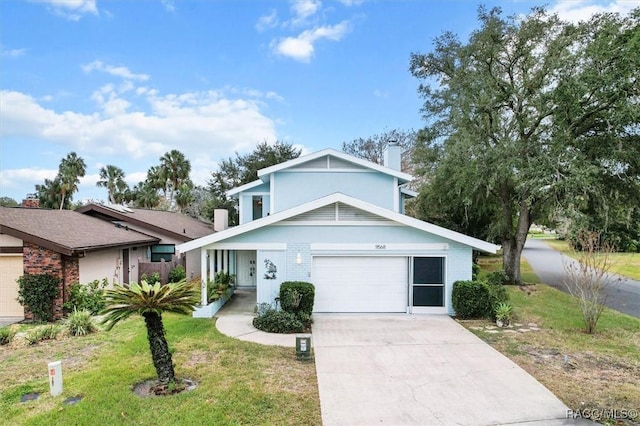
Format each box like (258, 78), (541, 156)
(178, 145), (499, 316)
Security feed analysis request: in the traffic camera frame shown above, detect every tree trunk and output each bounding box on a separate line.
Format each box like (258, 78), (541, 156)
(143, 312), (175, 385)
(502, 201), (532, 285)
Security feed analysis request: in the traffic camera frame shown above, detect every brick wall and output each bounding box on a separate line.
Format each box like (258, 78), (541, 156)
(22, 242), (78, 320)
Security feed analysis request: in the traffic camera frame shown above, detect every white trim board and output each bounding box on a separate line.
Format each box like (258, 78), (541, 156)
(311, 243), (448, 251)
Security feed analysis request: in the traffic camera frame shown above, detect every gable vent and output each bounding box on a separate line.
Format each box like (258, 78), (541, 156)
(292, 157), (329, 169)
(337, 203), (386, 221)
(287, 203), (336, 221)
(285, 202), (390, 223)
(328, 157), (366, 170)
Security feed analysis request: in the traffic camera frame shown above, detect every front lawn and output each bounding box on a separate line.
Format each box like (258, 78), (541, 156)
(468, 256), (640, 423)
(544, 238), (640, 281)
(0, 315), (321, 425)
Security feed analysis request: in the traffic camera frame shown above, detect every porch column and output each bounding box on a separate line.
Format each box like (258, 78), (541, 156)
(200, 248), (207, 306)
(208, 249), (215, 281)
(224, 250), (229, 273)
(216, 249), (223, 275)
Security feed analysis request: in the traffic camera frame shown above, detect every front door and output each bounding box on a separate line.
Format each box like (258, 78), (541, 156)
(235, 250), (257, 287)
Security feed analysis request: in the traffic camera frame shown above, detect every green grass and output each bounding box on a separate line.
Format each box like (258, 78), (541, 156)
(468, 254), (640, 420)
(544, 239), (640, 281)
(0, 315), (321, 425)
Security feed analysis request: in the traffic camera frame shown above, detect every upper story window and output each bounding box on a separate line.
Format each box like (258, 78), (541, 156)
(252, 196), (263, 220)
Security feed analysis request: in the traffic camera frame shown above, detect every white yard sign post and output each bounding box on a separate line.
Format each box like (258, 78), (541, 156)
(48, 360), (63, 396)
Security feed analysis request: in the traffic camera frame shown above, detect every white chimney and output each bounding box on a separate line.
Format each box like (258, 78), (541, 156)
(214, 209), (229, 232)
(383, 142), (402, 171)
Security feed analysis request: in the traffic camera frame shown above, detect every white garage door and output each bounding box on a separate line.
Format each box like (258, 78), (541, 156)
(0, 255), (24, 317)
(312, 256), (408, 313)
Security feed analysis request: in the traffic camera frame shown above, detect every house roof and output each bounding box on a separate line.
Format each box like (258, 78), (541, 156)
(257, 148), (413, 183)
(76, 204), (214, 241)
(0, 207), (159, 256)
(177, 192), (500, 254)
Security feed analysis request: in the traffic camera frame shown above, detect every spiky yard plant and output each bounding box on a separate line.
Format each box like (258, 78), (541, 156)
(101, 280), (199, 385)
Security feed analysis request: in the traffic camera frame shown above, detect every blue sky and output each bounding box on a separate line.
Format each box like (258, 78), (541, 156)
(1, 0), (638, 203)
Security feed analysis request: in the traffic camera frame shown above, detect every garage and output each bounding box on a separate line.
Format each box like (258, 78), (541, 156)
(312, 256), (408, 313)
(0, 255), (24, 318)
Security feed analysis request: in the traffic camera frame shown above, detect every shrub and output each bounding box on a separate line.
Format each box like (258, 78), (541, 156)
(472, 263), (481, 281)
(63, 278), (108, 315)
(65, 308), (97, 336)
(280, 281), (315, 316)
(486, 270), (509, 286)
(25, 324), (63, 344)
(168, 265), (186, 283)
(140, 272), (161, 285)
(253, 309), (304, 334)
(17, 273), (60, 322)
(495, 303), (513, 326)
(452, 280), (493, 319)
(0, 327), (16, 345)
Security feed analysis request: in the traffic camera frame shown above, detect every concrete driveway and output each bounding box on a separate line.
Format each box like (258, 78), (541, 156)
(313, 314), (589, 426)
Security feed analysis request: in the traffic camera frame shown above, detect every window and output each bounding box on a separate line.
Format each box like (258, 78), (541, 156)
(150, 244), (175, 262)
(412, 257), (445, 307)
(252, 196), (263, 220)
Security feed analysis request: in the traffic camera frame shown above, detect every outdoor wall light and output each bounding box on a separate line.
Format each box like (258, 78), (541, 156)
(296, 252), (302, 264)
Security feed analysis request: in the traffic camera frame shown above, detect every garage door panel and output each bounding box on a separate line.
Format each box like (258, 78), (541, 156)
(0, 255), (24, 317)
(313, 256), (408, 313)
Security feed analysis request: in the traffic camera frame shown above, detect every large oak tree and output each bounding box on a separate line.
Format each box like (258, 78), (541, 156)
(410, 7), (640, 284)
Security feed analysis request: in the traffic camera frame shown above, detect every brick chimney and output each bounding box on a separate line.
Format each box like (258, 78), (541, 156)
(21, 194), (40, 208)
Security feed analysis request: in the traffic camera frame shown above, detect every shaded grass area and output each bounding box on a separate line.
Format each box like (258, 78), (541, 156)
(467, 255), (640, 422)
(545, 239), (640, 281)
(0, 315), (321, 425)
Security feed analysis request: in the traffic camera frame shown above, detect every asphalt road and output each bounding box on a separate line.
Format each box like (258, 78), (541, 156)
(522, 238), (640, 319)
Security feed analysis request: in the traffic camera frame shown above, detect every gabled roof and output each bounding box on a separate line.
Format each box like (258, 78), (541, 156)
(76, 204), (214, 241)
(226, 179), (267, 197)
(178, 193), (499, 254)
(0, 207), (159, 256)
(257, 149), (413, 183)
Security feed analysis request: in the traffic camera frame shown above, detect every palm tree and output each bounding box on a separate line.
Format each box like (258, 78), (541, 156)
(58, 152), (86, 210)
(175, 180), (194, 213)
(96, 165), (128, 204)
(101, 280), (199, 386)
(159, 150), (191, 208)
(131, 182), (161, 208)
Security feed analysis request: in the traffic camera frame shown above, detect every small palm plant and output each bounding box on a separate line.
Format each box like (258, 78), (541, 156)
(101, 280), (199, 386)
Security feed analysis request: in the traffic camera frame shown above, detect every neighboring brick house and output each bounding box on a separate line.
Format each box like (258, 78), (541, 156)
(0, 207), (159, 320)
(76, 204), (215, 280)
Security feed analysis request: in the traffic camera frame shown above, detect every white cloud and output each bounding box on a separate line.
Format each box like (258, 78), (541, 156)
(82, 60), (150, 81)
(0, 168), (58, 192)
(0, 88), (277, 163)
(338, 0), (364, 5)
(256, 9), (278, 31)
(550, 0), (640, 23)
(290, 0), (321, 27)
(272, 21), (350, 62)
(373, 89), (389, 99)
(1, 48), (27, 57)
(161, 0), (175, 12)
(35, 0), (98, 21)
